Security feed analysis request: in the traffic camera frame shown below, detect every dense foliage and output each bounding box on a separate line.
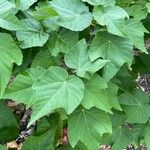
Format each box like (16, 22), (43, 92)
(0, 0), (150, 149)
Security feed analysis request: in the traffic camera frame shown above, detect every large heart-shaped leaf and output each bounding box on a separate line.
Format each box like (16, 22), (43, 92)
(49, 0), (92, 31)
(30, 66), (84, 126)
(89, 31), (133, 81)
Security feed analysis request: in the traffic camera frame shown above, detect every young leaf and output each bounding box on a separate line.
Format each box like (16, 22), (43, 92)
(119, 89), (150, 123)
(0, 33), (22, 98)
(49, 0), (92, 31)
(89, 31), (133, 81)
(82, 0), (115, 6)
(29, 66), (84, 126)
(16, 19), (49, 49)
(65, 39), (108, 79)
(68, 107), (112, 150)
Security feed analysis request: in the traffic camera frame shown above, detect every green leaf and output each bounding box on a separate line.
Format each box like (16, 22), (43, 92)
(0, 145), (7, 150)
(49, 0), (92, 31)
(65, 39), (108, 79)
(68, 107), (112, 150)
(42, 16), (59, 32)
(16, 19), (49, 49)
(0, 33), (22, 98)
(4, 67), (46, 107)
(13, 0), (37, 11)
(47, 29), (79, 56)
(111, 125), (133, 150)
(32, 48), (61, 69)
(28, 4), (58, 21)
(126, 5), (148, 21)
(110, 19), (149, 53)
(82, 0), (115, 6)
(93, 5), (129, 33)
(57, 142), (87, 150)
(0, 0), (15, 14)
(144, 126), (150, 150)
(5, 66), (83, 127)
(146, 2), (150, 13)
(23, 113), (61, 150)
(0, 13), (26, 31)
(119, 89), (150, 123)
(82, 74), (120, 112)
(110, 112), (133, 150)
(89, 31), (133, 81)
(29, 66), (84, 126)
(0, 102), (19, 142)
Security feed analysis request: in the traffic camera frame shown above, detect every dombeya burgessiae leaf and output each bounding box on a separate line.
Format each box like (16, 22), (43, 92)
(49, 0), (92, 31)
(12, 0), (37, 11)
(4, 67), (46, 107)
(47, 29), (79, 56)
(82, 74), (121, 112)
(89, 31), (133, 81)
(82, 0), (115, 6)
(4, 66), (84, 126)
(0, 13), (26, 31)
(16, 19), (49, 49)
(30, 66), (84, 126)
(65, 39), (108, 79)
(0, 102), (19, 142)
(107, 19), (149, 53)
(0, 33), (22, 98)
(0, 0), (15, 14)
(68, 107), (112, 150)
(110, 112), (133, 150)
(119, 89), (150, 123)
(93, 5), (129, 34)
